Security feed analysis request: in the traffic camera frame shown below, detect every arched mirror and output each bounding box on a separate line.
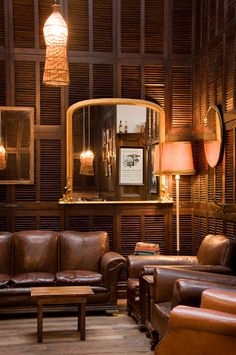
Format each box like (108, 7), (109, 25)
(60, 98), (165, 203)
(204, 105), (224, 168)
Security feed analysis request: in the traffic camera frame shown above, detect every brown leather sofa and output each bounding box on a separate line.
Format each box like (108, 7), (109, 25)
(0, 230), (126, 314)
(154, 288), (236, 355)
(126, 234), (236, 327)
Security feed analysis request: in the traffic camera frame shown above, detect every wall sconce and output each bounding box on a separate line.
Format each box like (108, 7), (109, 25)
(161, 141), (195, 255)
(80, 107), (94, 176)
(0, 111), (6, 171)
(43, 1), (69, 86)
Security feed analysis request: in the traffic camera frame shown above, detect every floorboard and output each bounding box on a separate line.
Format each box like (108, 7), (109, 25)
(0, 300), (153, 355)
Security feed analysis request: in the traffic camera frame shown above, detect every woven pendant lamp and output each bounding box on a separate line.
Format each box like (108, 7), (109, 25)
(0, 112), (6, 170)
(79, 107), (94, 176)
(43, 2), (69, 86)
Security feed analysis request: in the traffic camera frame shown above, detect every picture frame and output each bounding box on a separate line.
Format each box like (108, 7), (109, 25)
(119, 147), (144, 185)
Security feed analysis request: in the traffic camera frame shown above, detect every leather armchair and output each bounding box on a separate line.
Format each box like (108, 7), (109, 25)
(151, 266), (236, 346)
(155, 288), (236, 355)
(126, 234), (236, 326)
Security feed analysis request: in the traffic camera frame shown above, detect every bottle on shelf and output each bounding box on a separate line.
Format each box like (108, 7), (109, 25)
(119, 120), (124, 133)
(124, 120), (128, 133)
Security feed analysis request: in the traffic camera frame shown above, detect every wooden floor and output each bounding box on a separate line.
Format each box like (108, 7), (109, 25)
(0, 300), (153, 355)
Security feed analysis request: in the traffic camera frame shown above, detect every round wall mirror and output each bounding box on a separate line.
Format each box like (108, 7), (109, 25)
(204, 105), (224, 168)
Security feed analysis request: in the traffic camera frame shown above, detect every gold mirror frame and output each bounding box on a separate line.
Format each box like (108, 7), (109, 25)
(204, 105), (224, 168)
(61, 98), (165, 203)
(0, 106), (34, 184)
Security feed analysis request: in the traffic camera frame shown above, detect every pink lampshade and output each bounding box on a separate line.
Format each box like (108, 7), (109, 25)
(161, 141), (195, 175)
(153, 144), (160, 175)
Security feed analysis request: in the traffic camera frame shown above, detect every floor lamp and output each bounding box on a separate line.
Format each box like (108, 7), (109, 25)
(161, 142), (195, 255)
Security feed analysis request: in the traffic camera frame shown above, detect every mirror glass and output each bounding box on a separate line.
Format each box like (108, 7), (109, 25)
(62, 98), (164, 202)
(0, 106), (34, 184)
(204, 105), (223, 168)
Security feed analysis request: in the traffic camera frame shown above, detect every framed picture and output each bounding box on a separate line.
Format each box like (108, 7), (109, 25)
(149, 144), (158, 193)
(119, 147), (144, 185)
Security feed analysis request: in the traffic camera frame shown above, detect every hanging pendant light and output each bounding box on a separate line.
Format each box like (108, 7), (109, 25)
(80, 107), (94, 176)
(0, 111), (6, 170)
(43, 1), (69, 86)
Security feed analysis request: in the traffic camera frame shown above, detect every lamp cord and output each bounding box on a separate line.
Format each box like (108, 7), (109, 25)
(82, 107), (85, 151)
(88, 106), (90, 150)
(0, 111), (2, 144)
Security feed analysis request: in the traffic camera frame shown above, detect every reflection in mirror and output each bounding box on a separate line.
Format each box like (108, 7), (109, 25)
(204, 105), (223, 168)
(61, 98), (165, 203)
(0, 107), (34, 184)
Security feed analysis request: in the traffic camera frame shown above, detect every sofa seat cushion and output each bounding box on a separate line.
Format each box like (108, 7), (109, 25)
(11, 272), (55, 287)
(127, 278), (139, 297)
(56, 270), (103, 285)
(0, 273), (10, 288)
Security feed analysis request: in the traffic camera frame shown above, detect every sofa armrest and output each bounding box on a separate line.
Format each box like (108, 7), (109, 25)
(153, 266), (236, 303)
(100, 251), (126, 296)
(201, 288), (236, 314)
(172, 278), (236, 308)
(127, 255), (198, 278)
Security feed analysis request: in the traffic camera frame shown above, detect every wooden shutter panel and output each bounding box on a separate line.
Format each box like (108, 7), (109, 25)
(69, 63), (89, 105)
(120, 215), (141, 256)
(0, 1), (4, 46)
(0, 61), (6, 105)
(121, 65), (141, 98)
(225, 129), (234, 204)
(13, 0), (35, 48)
(145, 0), (164, 54)
(145, 65), (165, 108)
(93, 0), (113, 52)
(172, 0), (192, 54)
(121, 0), (141, 53)
(144, 215), (166, 253)
(93, 64), (113, 98)
(15, 61), (36, 110)
(68, 0), (89, 51)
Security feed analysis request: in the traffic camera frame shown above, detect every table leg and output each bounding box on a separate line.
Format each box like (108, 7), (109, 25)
(37, 303), (43, 343)
(78, 303), (86, 340)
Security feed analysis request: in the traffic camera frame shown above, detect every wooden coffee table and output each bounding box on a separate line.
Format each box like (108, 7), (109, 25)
(31, 286), (94, 343)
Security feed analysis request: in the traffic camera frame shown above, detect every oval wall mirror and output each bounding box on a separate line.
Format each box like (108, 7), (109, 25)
(204, 105), (224, 168)
(60, 98), (165, 203)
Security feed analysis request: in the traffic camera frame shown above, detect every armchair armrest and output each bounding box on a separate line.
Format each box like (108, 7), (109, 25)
(127, 254), (197, 278)
(153, 266), (236, 303)
(172, 278), (236, 308)
(201, 288), (236, 314)
(155, 306), (236, 355)
(100, 251), (126, 301)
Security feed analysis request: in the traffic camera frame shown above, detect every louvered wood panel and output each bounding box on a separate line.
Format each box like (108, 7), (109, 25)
(93, 64), (113, 98)
(225, 129), (234, 203)
(226, 0), (235, 24)
(67, 216), (90, 231)
(145, 0), (164, 54)
(215, 161), (223, 202)
(145, 65), (165, 109)
(40, 140), (61, 201)
(0, 61), (6, 105)
(144, 215), (166, 253)
(92, 215), (114, 251)
(15, 145), (36, 201)
(0, 215), (7, 231)
(15, 61), (36, 111)
(93, 0), (113, 52)
(201, 0), (208, 47)
(38, 0), (50, 49)
(12, 0), (35, 48)
(208, 217), (223, 234)
(172, 0), (192, 54)
(224, 220), (236, 240)
(193, 175), (200, 202)
(194, 1), (201, 53)
(121, 0), (140, 53)
(200, 57), (207, 124)
(68, 0), (89, 51)
(208, 48), (216, 105)
(193, 216), (207, 254)
(193, 61), (201, 126)
(0, 1), (4, 46)
(15, 216), (37, 231)
(39, 216), (62, 231)
(172, 215), (193, 255)
(216, 0), (225, 33)
(225, 32), (235, 112)
(121, 65), (141, 99)
(216, 42), (223, 104)
(207, 166), (214, 202)
(172, 176), (192, 202)
(69, 63), (89, 105)
(172, 66), (192, 127)
(209, 1), (216, 40)
(40, 63), (61, 125)
(0, 187), (7, 203)
(120, 215), (141, 256)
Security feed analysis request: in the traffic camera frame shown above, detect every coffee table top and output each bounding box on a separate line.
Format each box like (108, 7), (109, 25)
(31, 286), (94, 298)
